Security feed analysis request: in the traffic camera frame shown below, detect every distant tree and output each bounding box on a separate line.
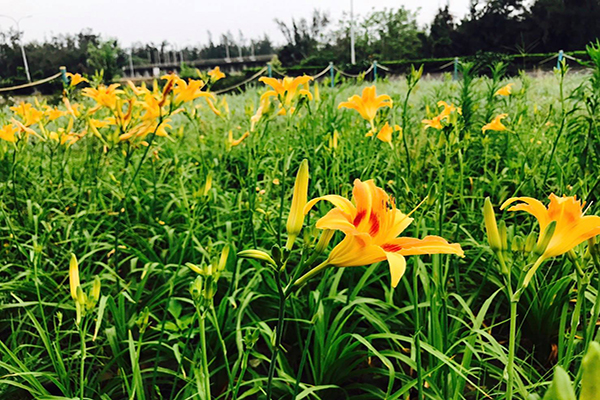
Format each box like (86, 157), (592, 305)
(87, 38), (125, 83)
(456, 0), (527, 54)
(429, 5), (457, 58)
(275, 10), (330, 65)
(527, 0), (600, 52)
(359, 8), (422, 60)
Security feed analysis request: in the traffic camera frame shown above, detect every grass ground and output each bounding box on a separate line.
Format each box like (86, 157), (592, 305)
(0, 62), (600, 399)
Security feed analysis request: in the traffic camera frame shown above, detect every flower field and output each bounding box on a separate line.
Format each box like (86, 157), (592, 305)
(1, 56), (600, 400)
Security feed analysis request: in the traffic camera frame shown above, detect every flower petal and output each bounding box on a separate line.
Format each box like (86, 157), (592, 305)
(385, 252), (407, 288)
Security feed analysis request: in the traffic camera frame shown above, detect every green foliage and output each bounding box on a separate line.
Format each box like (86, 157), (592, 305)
(86, 38), (124, 83)
(0, 64), (600, 400)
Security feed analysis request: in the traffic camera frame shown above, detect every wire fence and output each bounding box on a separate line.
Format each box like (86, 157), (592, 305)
(0, 72), (62, 93)
(0, 50), (585, 95)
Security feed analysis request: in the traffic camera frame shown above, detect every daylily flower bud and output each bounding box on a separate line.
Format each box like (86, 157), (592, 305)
(186, 262), (205, 275)
(533, 221), (557, 259)
(315, 229), (335, 254)
(238, 249), (278, 268)
(69, 254), (80, 300)
(218, 245), (230, 272)
(498, 220), (508, 253)
(90, 276), (101, 305)
(544, 366), (575, 400)
(581, 342), (600, 400)
(511, 236), (524, 252)
(202, 172), (212, 197)
(524, 231), (537, 253)
(190, 276), (204, 302)
(483, 198), (502, 252)
(285, 159), (309, 250)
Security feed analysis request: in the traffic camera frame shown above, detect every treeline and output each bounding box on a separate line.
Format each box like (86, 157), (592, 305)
(276, 0), (600, 67)
(0, 29), (274, 90)
(0, 0), (599, 88)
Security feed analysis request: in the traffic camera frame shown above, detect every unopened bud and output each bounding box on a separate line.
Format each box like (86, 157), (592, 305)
(498, 220), (508, 253)
(218, 245), (230, 272)
(581, 341), (600, 399)
(483, 198), (502, 252)
(524, 231), (537, 253)
(315, 229), (334, 254)
(533, 221), (557, 259)
(69, 254), (80, 300)
(285, 159), (309, 250)
(238, 249), (278, 268)
(186, 262), (205, 275)
(91, 276), (101, 305)
(511, 236), (524, 252)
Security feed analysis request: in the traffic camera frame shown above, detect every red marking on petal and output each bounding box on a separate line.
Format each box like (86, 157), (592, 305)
(382, 243), (402, 252)
(354, 210), (366, 227)
(369, 213), (380, 236)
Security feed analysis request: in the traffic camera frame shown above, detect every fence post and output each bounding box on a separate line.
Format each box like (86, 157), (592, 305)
(329, 62), (334, 88)
(60, 66), (68, 85)
(373, 60), (378, 81)
(267, 62), (272, 78)
(557, 49), (564, 68)
(453, 57), (458, 81)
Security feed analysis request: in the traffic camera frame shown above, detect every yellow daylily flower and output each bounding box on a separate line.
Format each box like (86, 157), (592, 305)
(301, 179), (464, 287)
(422, 115), (444, 130)
(250, 98), (269, 132)
(501, 194), (600, 260)
(338, 85), (392, 130)
(173, 78), (213, 104)
(82, 84), (123, 110)
(495, 83), (514, 96)
(482, 113), (508, 132)
(10, 102), (43, 126)
(208, 66), (226, 82)
(63, 97), (80, 117)
(127, 80), (151, 96)
(228, 130), (250, 147)
(437, 101), (462, 118)
(11, 118), (41, 140)
(0, 124), (18, 143)
(376, 122), (393, 145)
(259, 75), (313, 111)
(66, 72), (88, 87)
(45, 106), (67, 121)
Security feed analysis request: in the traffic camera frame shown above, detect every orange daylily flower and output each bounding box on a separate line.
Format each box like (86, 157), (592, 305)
(365, 122), (393, 145)
(63, 97), (80, 117)
(228, 130), (250, 147)
(208, 66), (225, 82)
(82, 84), (123, 110)
(437, 101), (462, 118)
(482, 113), (508, 132)
(338, 85), (392, 130)
(66, 72), (88, 87)
(259, 75), (313, 111)
(501, 194), (600, 260)
(173, 78), (214, 104)
(45, 106), (67, 121)
(10, 102), (43, 127)
(301, 179), (464, 287)
(422, 115), (444, 130)
(495, 83), (514, 96)
(0, 124), (18, 143)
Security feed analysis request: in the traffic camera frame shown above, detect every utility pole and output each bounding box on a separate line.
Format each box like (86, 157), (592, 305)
(128, 48), (134, 77)
(350, 0), (356, 65)
(0, 14), (32, 82)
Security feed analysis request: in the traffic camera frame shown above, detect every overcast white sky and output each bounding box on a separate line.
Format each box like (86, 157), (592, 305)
(0, 0), (470, 48)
